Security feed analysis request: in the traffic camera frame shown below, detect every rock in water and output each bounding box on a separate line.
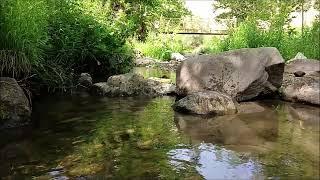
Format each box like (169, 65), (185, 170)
(281, 59), (320, 105)
(0, 77), (31, 128)
(78, 73), (92, 87)
(176, 47), (285, 102)
(91, 73), (175, 97)
(173, 91), (237, 115)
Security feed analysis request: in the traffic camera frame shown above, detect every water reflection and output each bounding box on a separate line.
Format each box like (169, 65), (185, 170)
(168, 144), (263, 179)
(0, 97), (319, 179)
(173, 100), (319, 178)
(174, 110), (278, 152)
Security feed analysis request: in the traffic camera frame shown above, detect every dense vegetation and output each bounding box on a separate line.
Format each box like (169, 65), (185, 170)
(0, 0), (187, 92)
(0, 0), (319, 92)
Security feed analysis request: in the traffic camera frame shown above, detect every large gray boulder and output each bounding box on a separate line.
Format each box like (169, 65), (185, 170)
(281, 59), (320, 105)
(173, 91), (237, 115)
(0, 77), (31, 128)
(176, 47), (285, 101)
(91, 73), (175, 97)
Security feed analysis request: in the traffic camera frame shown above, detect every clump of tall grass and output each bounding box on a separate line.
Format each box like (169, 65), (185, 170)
(0, 0), (49, 78)
(219, 20), (320, 60)
(0, 0), (135, 92)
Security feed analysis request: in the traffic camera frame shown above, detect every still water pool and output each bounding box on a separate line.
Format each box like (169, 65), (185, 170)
(0, 96), (319, 179)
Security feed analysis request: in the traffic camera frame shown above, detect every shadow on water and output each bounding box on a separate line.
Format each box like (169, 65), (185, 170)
(0, 96), (319, 179)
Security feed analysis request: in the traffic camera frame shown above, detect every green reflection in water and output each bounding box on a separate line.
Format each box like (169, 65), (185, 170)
(258, 104), (320, 178)
(0, 97), (319, 179)
(57, 97), (195, 179)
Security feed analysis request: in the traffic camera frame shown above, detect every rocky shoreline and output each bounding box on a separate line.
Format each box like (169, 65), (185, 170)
(1, 47), (319, 128)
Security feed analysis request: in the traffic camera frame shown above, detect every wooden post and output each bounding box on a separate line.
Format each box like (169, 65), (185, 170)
(301, 0), (304, 35)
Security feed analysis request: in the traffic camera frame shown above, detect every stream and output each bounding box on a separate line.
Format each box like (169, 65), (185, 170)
(0, 67), (319, 179)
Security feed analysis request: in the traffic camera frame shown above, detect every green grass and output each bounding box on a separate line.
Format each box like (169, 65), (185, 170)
(0, 0), (134, 92)
(134, 20), (320, 61)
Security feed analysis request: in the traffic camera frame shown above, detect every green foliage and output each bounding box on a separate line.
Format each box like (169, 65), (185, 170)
(106, 0), (189, 41)
(46, 0), (134, 77)
(213, 0), (313, 24)
(134, 19), (319, 61)
(0, 0), (49, 77)
(219, 20), (320, 60)
(133, 33), (188, 61)
(0, 0), (189, 92)
(0, 0), (137, 91)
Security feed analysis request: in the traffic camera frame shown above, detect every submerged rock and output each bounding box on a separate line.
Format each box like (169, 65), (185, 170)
(173, 91), (237, 115)
(281, 59), (320, 105)
(0, 77), (31, 128)
(237, 102), (266, 114)
(284, 103), (320, 127)
(176, 47), (285, 102)
(91, 73), (175, 97)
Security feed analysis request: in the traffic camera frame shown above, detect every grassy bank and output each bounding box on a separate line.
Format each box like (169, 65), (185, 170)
(133, 20), (320, 61)
(0, 0), (136, 93)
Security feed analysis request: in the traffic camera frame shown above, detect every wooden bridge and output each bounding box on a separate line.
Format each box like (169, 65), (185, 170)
(156, 17), (229, 35)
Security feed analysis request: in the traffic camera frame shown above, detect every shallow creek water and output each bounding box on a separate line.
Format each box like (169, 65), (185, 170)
(0, 95), (319, 179)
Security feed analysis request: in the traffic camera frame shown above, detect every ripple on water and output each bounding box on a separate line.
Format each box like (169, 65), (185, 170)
(0, 97), (319, 179)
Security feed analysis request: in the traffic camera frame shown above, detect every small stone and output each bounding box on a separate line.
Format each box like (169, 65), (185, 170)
(126, 129), (135, 135)
(78, 73), (92, 87)
(294, 71), (306, 77)
(137, 140), (153, 150)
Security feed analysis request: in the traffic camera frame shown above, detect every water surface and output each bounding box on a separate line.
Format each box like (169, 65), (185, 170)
(0, 96), (319, 179)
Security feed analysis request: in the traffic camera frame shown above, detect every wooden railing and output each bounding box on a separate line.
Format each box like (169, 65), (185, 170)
(156, 17), (229, 35)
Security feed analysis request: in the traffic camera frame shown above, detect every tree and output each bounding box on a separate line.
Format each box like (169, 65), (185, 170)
(106, 0), (189, 41)
(213, 0), (312, 26)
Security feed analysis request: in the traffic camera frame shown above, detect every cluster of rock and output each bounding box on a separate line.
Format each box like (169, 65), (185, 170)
(90, 73), (175, 97)
(134, 53), (186, 71)
(1, 47), (319, 128)
(173, 47), (319, 115)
